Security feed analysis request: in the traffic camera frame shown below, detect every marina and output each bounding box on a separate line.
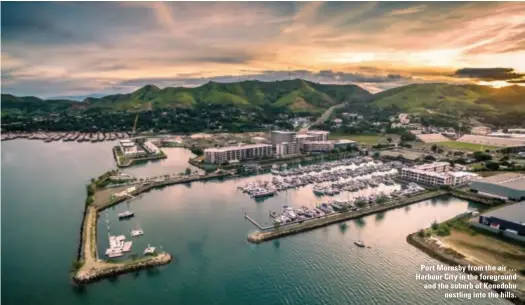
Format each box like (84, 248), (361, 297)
(238, 157), (403, 199)
(2, 140), (507, 305)
(0, 131), (129, 143)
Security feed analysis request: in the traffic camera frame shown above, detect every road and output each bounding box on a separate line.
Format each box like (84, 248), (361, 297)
(307, 103), (346, 130)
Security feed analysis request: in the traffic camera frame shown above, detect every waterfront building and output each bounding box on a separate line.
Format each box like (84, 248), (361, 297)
(270, 131), (297, 146)
(306, 130), (329, 142)
(204, 144), (273, 164)
(401, 162), (477, 186)
(470, 173), (525, 201)
(303, 141), (334, 153)
(143, 141), (161, 155)
(475, 202), (525, 242)
(119, 139), (147, 158)
(275, 142), (299, 157)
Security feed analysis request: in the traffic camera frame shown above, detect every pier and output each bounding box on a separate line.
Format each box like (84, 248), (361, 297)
(246, 189), (504, 243)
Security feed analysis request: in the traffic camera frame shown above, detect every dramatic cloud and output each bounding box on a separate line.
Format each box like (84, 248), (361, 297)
(453, 68), (525, 81)
(1, 2), (524, 97)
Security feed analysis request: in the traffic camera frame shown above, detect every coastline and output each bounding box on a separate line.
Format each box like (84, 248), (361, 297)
(407, 232), (525, 305)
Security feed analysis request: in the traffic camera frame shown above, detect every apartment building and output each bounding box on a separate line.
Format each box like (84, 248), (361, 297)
(204, 144), (273, 164)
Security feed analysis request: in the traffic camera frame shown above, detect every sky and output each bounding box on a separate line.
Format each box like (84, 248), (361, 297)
(2, 1), (525, 99)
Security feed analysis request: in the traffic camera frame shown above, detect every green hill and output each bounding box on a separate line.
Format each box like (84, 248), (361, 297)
(1, 79), (371, 114)
(371, 83), (525, 125)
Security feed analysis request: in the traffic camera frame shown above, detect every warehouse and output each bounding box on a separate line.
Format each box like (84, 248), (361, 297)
(470, 173), (525, 201)
(476, 202), (525, 238)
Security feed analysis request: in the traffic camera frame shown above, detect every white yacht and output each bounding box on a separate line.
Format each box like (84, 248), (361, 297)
(131, 229), (144, 237)
(144, 244), (156, 255)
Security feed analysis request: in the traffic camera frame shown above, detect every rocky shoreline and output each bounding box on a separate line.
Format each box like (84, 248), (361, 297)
(73, 253), (172, 284)
(407, 233), (525, 305)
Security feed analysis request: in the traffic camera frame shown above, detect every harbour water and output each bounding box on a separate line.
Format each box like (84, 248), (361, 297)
(1, 140), (511, 305)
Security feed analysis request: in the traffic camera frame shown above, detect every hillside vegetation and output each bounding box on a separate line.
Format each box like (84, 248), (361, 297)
(372, 83), (525, 126)
(2, 80), (371, 115)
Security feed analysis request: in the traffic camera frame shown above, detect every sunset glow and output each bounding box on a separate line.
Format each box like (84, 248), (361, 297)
(1, 2), (524, 98)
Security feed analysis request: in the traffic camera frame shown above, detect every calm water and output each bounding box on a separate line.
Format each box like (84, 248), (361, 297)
(1, 140), (510, 305)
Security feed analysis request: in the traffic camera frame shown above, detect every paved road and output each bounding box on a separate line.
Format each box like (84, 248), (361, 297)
(307, 103), (346, 130)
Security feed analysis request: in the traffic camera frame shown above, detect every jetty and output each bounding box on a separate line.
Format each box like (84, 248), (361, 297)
(247, 189), (502, 243)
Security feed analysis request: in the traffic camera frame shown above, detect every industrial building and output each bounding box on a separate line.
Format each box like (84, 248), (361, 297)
(475, 202), (525, 241)
(204, 144), (273, 164)
(470, 173), (525, 201)
(401, 162), (477, 186)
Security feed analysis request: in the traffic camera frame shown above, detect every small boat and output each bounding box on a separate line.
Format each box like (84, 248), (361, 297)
(144, 244), (156, 255)
(118, 210), (134, 219)
(354, 240), (365, 248)
(122, 241), (133, 252)
(131, 229), (144, 237)
(105, 247), (123, 257)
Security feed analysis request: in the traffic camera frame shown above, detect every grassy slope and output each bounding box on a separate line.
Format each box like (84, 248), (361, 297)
(2, 79), (371, 114)
(372, 83), (525, 118)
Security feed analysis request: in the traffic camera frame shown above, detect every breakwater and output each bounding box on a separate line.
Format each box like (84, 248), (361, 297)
(98, 171), (233, 210)
(73, 253), (172, 284)
(248, 190), (449, 243)
(407, 233), (525, 305)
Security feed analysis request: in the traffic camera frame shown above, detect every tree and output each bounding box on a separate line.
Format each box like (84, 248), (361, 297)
(400, 131), (416, 142)
(485, 161), (500, 171)
(473, 151), (492, 162)
(373, 151), (380, 159)
(431, 144), (438, 153)
(424, 155), (436, 161)
(185, 167), (192, 175)
(431, 221), (439, 230)
(387, 137), (392, 143)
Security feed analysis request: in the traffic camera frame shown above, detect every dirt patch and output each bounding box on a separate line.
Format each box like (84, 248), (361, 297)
(441, 230), (525, 291)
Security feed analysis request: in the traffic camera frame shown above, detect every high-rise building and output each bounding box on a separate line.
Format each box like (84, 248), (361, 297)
(270, 131), (297, 146)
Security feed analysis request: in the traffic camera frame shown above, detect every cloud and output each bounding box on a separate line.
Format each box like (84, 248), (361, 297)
(387, 5), (426, 16)
(508, 79), (525, 84)
(453, 68), (525, 81)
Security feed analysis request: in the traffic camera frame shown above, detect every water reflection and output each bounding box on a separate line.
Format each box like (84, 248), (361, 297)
(375, 212), (385, 222)
(339, 222), (349, 234)
(354, 218), (366, 228)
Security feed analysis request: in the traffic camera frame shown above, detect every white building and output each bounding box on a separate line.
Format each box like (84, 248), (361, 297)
(471, 126), (492, 135)
(303, 141), (334, 153)
(401, 162), (477, 186)
(275, 142), (299, 157)
(399, 113), (410, 125)
(270, 131), (296, 146)
(306, 130), (329, 141)
(204, 144), (273, 164)
(143, 141), (160, 155)
(119, 139), (147, 158)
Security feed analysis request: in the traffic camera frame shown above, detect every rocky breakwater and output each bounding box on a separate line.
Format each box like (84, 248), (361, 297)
(73, 253), (172, 284)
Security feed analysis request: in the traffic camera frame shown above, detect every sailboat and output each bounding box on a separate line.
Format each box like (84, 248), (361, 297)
(118, 201), (134, 220)
(130, 219), (144, 237)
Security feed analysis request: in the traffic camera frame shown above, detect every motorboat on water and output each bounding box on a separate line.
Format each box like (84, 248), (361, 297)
(131, 229), (144, 237)
(118, 210), (134, 219)
(354, 240), (365, 247)
(144, 244), (156, 255)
